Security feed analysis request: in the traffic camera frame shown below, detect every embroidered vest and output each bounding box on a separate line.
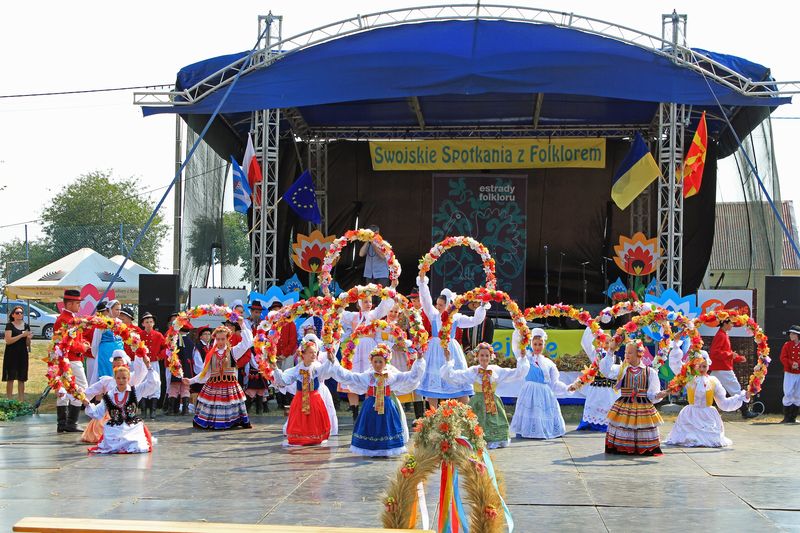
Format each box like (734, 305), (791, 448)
(103, 387), (142, 426)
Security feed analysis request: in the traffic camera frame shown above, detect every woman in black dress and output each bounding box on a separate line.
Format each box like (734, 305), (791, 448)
(4, 305), (32, 401)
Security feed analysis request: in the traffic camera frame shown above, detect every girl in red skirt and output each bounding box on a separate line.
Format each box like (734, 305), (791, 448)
(270, 340), (335, 446)
(183, 318), (253, 430)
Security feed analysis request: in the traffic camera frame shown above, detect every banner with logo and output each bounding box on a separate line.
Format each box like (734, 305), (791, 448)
(370, 138), (606, 171)
(697, 289), (755, 337)
(431, 174), (527, 304)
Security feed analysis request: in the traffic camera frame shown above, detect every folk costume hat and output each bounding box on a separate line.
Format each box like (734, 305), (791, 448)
(789, 325), (800, 335)
(141, 312), (155, 322)
(250, 300), (264, 310)
(63, 289), (82, 302)
(530, 327), (548, 341)
(110, 349), (131, 365)
(120, 307), (135, 320)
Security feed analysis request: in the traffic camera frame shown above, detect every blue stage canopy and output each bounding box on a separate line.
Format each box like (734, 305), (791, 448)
(144, 19), (789, 130)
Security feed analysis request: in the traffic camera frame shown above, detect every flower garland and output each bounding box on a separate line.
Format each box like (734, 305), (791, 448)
(523, 303), (594, 327)
(321, 284), (402, 353)
(442, 287), (529, 358)
(341, 319), (410, 370)
(419, 236), (497, 290)
(573, 303), (682, 390)
(382, 401), (507, 532)
(44, 315), (148, 402)
(669, 309), (770, 395)
(254, 296), (334, 380)
(319, 228), (401, 296)
(165, 305), (240, 378)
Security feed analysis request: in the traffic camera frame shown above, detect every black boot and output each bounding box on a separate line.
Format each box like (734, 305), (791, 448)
(255, 397), (263, 415)
(246, 397), (254, 412)
(780, 405), (792, 423)
(413, 400), (426, 420)
(171, 397), (180, 415)
(64, 405), (83, 432)
(790, 405), (799, 423)
(181, 398), (189, 416)
(165, 397), (175, 416)
(350, 404), (359, 421)
(740, 403), (758, 419)
(275, 392), (285, 408)
(149, 398), (157, 420)
(56, 405), (67, 433)
(261, 395), (269, 413)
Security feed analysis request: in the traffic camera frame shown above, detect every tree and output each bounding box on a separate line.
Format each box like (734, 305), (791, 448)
(0, 238), (54, 285)
(185, 212), (251, 283)
(40, 170), (167, 271)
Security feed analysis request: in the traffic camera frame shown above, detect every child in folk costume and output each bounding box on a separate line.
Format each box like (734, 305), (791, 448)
(82, 359), (159, 454)
(279, 334), (339, 437)
(182, 318), (254, 430)
(80, 350), (143, 443)
(665, 351), (750, 447)
(244, 357), (269, 414)
(600, 341), (669, 455)
(780, 325), (800, 423)
(270, 340), (337, 446)
(509, 328), (571, 439)
(139, 312), (167, 420)
(573, 327), (621, 432)
(440, 342), (529, 448)
(416, 275), (488, 405)
(331, 343), (426, 457)
(167, 327), (195, 416)
(189, 326), (211, 413)
(340, 295), (395, 420)
(89, 300), (124, 384)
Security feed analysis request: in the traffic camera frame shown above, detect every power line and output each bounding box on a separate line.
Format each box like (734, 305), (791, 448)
(0, 84), (172, 99)
(0, 163), (229, 230)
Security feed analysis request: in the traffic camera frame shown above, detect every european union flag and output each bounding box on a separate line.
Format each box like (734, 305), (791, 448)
(231, 157), (252, 214)
(283, 170), (321, 224)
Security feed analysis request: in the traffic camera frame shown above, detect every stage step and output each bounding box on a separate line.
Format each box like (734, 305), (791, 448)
(13, 517), (430, 533)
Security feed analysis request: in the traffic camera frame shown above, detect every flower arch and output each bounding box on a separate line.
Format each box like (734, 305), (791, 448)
(319, 228), (401, 296)
(419, 236), (497, 290)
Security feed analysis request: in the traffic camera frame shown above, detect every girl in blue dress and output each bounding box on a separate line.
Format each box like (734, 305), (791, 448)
(331, 343), (426, 457)
(509, 328), (570, 439)
(416, 275), (487, 406)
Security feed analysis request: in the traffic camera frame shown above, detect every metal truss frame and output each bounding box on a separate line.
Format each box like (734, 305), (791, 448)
(250, 14), (282, 292)
(307, 139), (329, 235)
(133, 4), (800, 107)
(656, 12), (687, 293)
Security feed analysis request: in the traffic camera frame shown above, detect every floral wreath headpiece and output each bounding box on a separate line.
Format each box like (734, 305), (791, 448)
(370, 343), (393, 363)
(475, 342), (496, 360)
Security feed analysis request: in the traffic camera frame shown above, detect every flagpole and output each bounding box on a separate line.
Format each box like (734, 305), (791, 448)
(247, 198), (282, 237)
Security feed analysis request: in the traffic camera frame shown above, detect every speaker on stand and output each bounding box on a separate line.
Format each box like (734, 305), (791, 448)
(763, 276), (800, 413)
(138, 274), (179, 409)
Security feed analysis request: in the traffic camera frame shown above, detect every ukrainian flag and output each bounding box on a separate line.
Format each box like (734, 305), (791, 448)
(610, 133), (662, 210)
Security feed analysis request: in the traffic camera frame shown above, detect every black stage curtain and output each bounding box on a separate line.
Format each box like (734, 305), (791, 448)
(275, 140), (717, 308)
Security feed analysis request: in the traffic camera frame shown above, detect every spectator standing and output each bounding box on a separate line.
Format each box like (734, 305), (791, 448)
(3, 305), (32, 401)
(359, 225), (390, 286)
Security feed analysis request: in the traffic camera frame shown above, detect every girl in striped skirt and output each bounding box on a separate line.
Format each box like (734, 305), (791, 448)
(599, 341), (668, 456)
(183, 318), (253, 430)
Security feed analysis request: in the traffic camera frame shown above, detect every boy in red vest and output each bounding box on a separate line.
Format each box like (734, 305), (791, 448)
(54, 289), (89, 433)
(780, 325), (800, 423)
(709, 319), (756, 419)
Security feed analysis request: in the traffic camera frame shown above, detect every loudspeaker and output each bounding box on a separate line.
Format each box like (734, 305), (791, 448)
(138, 274), (179, 333)
(763, 276), (800, 412)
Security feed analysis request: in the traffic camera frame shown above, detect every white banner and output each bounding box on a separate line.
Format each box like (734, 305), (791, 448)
(697, 289), (755, 337)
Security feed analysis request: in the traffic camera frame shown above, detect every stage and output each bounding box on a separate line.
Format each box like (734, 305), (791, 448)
(2, 413), (798, 531)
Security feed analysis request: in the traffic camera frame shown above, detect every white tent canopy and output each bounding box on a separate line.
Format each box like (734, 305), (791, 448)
(109, 255), (155, 277)
(5, 248), (140, 303)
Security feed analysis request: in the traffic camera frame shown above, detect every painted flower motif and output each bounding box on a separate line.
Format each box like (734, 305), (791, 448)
(292, 230), (335, 273)
(613, 232), (661, 276)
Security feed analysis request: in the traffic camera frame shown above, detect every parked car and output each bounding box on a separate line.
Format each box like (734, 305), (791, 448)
(0, 299), (60, 339)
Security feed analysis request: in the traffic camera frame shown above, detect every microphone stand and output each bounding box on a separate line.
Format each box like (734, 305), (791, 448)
(581, 261), (590, 305)
(602, 257), (613, 306)
(557, 252), (565, 328)
(543, 245), (549, 327)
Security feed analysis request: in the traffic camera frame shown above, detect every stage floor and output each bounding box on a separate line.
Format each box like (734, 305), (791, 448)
(1, 413), (799, 532)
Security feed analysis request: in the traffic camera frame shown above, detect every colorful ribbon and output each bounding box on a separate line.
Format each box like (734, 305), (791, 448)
(478, 368), (497, 414)
(482, 450), (514, 533)
(299, 369), (311, 414)
(374, 372), (387, 414)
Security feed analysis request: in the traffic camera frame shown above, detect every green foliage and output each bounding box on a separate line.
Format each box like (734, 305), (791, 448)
(185, 212), (251, 281)
(40, 170), (167, 271)
(0, 238), (55, 284)
(0, 398), (33, 421)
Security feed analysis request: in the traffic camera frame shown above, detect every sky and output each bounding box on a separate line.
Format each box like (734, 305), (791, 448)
(1, 1), (798, 273)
